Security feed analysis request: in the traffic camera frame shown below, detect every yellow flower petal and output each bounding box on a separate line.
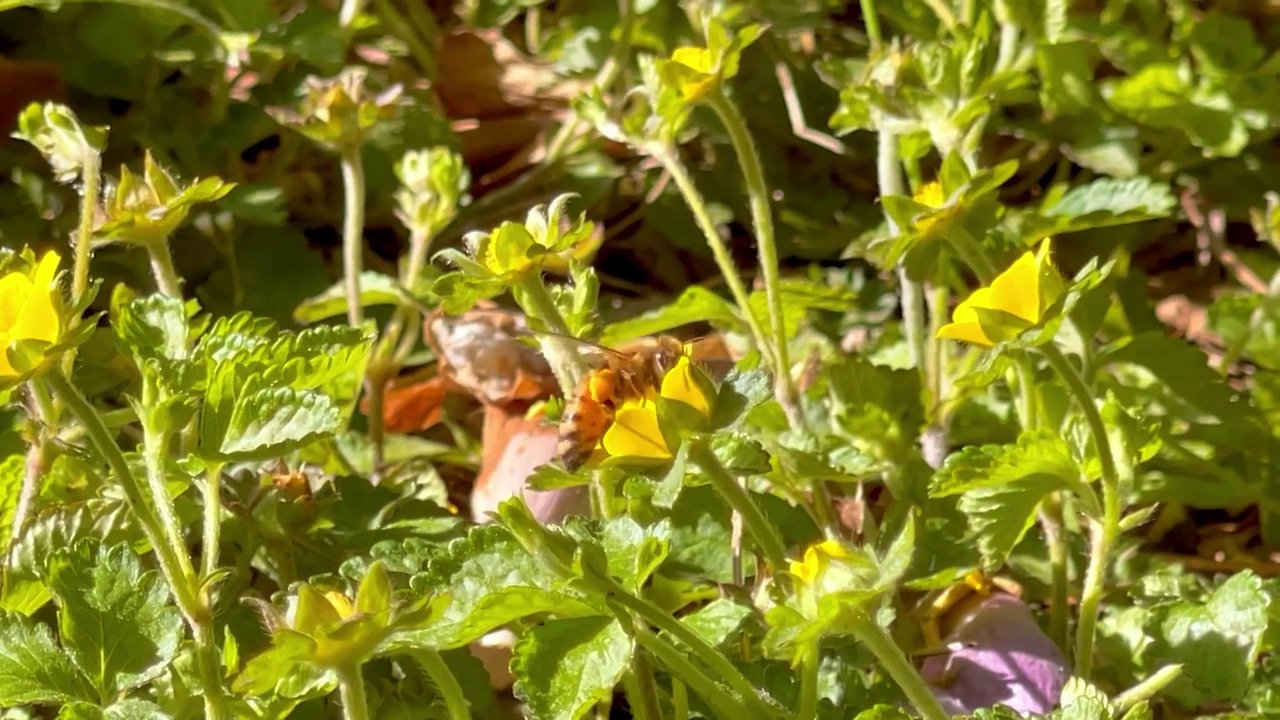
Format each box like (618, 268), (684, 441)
(936, 321), (993, 347)
(671, 47), (715, 74)
(32, 251), (60, 288)
(790, 540), (851, 585)
(9, 288), (60, 345)
(323, 591), (356, 620)
(986, 250), (1041, 324)
(659, 356), (710, 417)
(602, 399), (671, 460)
(0, 274), (31, 334)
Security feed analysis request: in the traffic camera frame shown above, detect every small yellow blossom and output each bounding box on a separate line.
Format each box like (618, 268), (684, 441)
(789, 539), (852, 585)
(0, 250), (63, 378)
(668, 47), (718, 101)
(936, 239), (1064, 347)
(323, 591), (356, 621)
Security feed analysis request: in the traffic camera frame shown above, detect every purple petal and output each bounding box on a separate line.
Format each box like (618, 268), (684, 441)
(920, 593), (1070, 715)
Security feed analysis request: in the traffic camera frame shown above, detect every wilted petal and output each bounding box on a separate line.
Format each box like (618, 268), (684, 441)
(920, 593), (1069, 716)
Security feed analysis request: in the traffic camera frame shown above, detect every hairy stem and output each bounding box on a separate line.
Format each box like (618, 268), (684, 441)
(705, 89), (801, 428)
(43, 369), (227, 718)
(630, 626), (758, 719)
(649, 144), (774, 364)
(849, 613), (949, 720)
(515, 274), (589, 395)
(412, 650), (470, 720)
(341, 146), (367, 328)
(1041, 343), (1120, 679)
(608, 582), (781, 719)
(688, 440), (788, 572)
(147, 238), (183, 297)
(200, 462), (225, 580)
(796, 649), (819, 720)
(859, 0), (883, 50)
(338, 664), (371, 720)
(624, 649), (663, 720)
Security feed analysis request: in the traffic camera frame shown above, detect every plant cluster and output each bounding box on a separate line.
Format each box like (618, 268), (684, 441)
(1, 1), (1279, 720)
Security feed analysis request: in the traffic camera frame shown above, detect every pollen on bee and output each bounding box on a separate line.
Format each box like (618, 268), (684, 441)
(587, 369), (617, 402)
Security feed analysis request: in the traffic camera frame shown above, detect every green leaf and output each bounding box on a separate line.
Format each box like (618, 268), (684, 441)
(959, 474), (1070, 571)
(397, 525), (596, 649)
(931, 430), (1081, 497)
(113, 295), (191, 365)
(599, 286), (741, 345)
(0, 455), (22, 553)
(1020, 177), (1176, 237)
(1056, 678), (1111, 720)
(45, 541), (182, 697)
(511, 616), (632, 720)
(0, 610), (93, 706)
(1099, 331), (1251, 422)
(215, 382), (343, 460)
(58, 699), (171, 720)
(293, 272), (414, 324)
(1145, 571), (1271, 709)
(600, 517), (670, 593)
(678, 598), (752, 649)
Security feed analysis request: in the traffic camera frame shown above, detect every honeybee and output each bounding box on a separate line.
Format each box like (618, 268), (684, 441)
(556, 334), (687, 470)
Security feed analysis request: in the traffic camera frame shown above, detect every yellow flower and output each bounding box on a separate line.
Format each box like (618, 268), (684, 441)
(323, 590), (356, 621)
(915, 181), (945, 207)
(936, 239), (1064, 347)
(0, 250), (63, 377)
(603, 395), (672, 460)
(599, 356), (713, 462)
(669, 47), (718, 101)
(789, 539), (851, 585)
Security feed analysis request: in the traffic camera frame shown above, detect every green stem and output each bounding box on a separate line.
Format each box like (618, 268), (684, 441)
(926, 283), (948, 418)
(42, 369), (228, 718)
(673, 679), (689, 720)
(341, 146), (367, 328)
(200, 462), (225, 580)
(688, 440), (788, 572)
(649, 144), (774, 364)
(140, 385), (194, 577)
(704, 89), (802, 429)
(70, 148), (100, 307)
(147, 239), (183, 297)
(876, 129), (925, 379)
(608, 584), (781, 719)
(624, 650), (663, 720)
(337, 664), (371, 720)
(1041, 493), (1071, 653)
(849, 614), (948, 720)
(631, 626), (757, 720)
(796, 650), (819, 720)
(413, 650), (470, 720)
(859, 0), (883, 50)
(1013, 356), (1070, 652)
(1040, 343), (1120, 679)
(9, 381), (58, 556)
(515, 275), (589, 395)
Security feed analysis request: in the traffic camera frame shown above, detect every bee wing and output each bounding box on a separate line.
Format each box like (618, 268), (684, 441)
(525, 329), (635, 364)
